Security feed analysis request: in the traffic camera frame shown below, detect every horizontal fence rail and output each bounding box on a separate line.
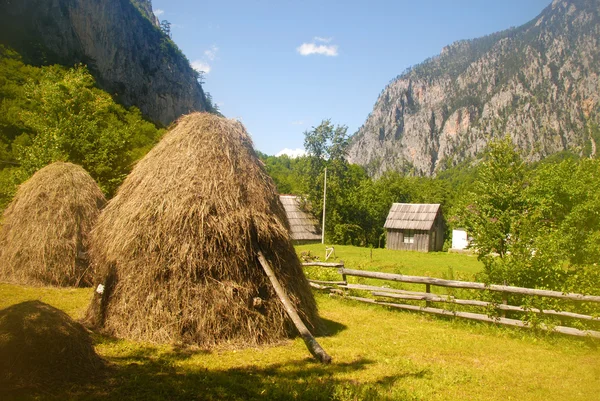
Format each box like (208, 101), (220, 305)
(339, 268), (600, 303)
(340, 295), (600, 339)
(302, 262), (345, 268)
(303, 262), (600, 339)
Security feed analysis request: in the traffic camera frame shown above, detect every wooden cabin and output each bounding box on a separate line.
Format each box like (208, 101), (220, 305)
(384, 203), (444, 252)
(279, 195), (321, 244)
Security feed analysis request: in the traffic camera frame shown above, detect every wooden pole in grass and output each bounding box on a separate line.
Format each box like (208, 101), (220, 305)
(257, 251), (332, 364)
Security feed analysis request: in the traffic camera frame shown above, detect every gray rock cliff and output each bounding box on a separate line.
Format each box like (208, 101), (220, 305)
(0, 0), (208, 126)
(348, 0), (600, 176)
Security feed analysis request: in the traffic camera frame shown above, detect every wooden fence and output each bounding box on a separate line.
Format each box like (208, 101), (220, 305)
(302, 262), (600, 339)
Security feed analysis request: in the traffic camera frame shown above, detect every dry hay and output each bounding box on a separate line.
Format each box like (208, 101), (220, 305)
(0, 301), (104, 391)
(86, 112), (321, 347)
(0, 162), (106, 287)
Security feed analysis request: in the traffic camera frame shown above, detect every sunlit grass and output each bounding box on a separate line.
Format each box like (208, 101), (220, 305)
(295, 243), (482, 279)
(1, 281), (599, 400)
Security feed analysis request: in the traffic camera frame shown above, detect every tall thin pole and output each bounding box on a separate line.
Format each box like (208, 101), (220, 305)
(321, 166), (327, 244)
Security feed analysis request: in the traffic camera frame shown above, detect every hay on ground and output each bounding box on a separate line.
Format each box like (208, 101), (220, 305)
(86, 112), (321, 347)
(0, 162), (106, 287)
(0, 301), (104, 391)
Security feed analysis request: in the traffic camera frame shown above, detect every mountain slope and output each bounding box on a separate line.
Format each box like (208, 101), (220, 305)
(0, 0), (208, 126)
(348, 0), (600, 176)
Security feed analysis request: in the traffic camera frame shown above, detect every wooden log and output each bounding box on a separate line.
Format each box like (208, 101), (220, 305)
(308, 279), (347, 285)
(309, 282), (331, 290)
(340, 268), (600, 302)
(303, 262), (344, 268)
(340, 283), (425, 295)
(258, 251), (332, 364)
(372, 291), (600, 321)
(338, 294), (600, 339)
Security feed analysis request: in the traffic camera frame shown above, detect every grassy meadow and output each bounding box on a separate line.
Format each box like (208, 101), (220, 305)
(296, 244), (483, 279)
(1, 247), (600, 401)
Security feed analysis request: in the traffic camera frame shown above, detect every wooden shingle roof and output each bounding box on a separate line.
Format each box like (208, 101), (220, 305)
(384, 203), (441, 231)
(279, 195), (321, 241)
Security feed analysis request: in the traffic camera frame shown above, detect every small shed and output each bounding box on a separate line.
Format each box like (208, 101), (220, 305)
(451, 229), (470, 250)
(279, 195), (321, 244)
(384, 203), (444, 252)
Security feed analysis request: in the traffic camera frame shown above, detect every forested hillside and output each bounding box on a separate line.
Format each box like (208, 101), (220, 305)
(0, 47), (163, 209)
(0, 0), (211, 126)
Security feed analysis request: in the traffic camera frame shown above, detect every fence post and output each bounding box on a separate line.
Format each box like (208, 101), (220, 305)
(426, 283), (431, 308)
(502, 293), (507, 318)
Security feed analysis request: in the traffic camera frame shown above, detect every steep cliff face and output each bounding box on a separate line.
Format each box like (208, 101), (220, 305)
(0, 0), (207, 126)
(131, 0), (160, 27)
(348, 0), (600, 176)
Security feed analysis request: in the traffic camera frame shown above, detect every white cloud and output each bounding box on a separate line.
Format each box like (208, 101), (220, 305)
(191, 60), (211, 74)
(154, 9), (164, 17)
(191, 46), (219, 75)
(297, 42), (338, 57)
(291, 120), (305, 126)
(204, 45), (219, 61)
(276, 148), (307, 158)
(314, 36), (332, 43)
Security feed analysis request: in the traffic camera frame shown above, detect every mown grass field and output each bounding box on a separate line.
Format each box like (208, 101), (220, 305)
(1, 247), (599, 401)
(295, 244), (483, 279)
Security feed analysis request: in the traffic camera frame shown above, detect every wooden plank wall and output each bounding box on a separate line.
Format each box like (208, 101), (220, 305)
(386, 229), (430, 252)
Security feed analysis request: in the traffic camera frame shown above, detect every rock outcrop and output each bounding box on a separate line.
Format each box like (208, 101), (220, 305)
(0, 0), (208, 126)
(348, 0), (600, 176)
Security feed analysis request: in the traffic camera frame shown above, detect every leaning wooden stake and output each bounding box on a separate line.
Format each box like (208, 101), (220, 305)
(257, 251), (332, 364)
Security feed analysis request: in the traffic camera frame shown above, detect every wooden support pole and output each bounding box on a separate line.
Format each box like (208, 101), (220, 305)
(257, 251), (332, 364)
(425, 283), (431, 308)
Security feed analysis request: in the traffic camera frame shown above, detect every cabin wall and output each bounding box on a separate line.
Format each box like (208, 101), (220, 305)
(386, 229), (430, 252)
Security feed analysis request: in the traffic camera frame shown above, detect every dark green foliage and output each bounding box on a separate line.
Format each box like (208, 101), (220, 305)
(160, 20), (172, 38)
(0, 47), (163, 210)
(261, 127), (458, 248)
(257, 151), (307, 195)
(454, 137), (600, 301)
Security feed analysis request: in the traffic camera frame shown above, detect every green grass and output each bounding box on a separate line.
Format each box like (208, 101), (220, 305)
(296, 244), (484, 298)
(295, 244), (483, 279)
(1, 281), (599, 401)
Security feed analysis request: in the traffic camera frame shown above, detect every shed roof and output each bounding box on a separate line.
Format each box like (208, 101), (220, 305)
(384, 203), (441, 231)
(279, 195), (321, 241)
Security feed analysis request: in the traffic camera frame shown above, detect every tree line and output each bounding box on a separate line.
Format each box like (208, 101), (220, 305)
(1, 45), (598, 296)
(260, 120), (600, 296)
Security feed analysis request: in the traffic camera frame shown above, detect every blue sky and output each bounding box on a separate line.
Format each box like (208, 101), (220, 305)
(152, 0), (551, 156)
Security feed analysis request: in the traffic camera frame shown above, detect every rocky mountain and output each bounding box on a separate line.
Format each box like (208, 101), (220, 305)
(348, 0), (600, 176)
(0, 0), (208, 126)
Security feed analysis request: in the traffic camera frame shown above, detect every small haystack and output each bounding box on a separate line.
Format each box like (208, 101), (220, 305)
(0, 301), (104, 390)
(0, 162), (106, 287)
(86, 113), (320, 347)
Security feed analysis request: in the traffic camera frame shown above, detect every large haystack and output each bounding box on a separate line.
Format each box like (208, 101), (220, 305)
(86, 112), (320, 347)
(0, 301), (104, 391)
(0, 162), (106, 287)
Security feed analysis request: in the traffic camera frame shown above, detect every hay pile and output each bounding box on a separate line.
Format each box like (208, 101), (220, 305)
(0, 162), (106, 287)
(0, 301), (104, 390)
(86, 112), (320, 347)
